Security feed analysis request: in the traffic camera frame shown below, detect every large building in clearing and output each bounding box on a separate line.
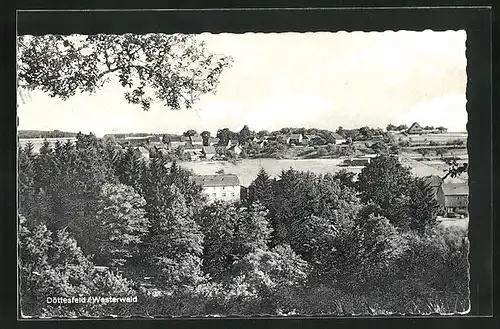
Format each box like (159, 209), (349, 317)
(437, 182), (469, 215)
(191, 174), (241, 203)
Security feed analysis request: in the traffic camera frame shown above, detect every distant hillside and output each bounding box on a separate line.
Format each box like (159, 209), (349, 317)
(104, 133), (164, 138)
(18, 130), (78, 139)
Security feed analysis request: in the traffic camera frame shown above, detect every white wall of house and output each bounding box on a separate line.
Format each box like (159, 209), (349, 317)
(202, 185), (241, 203)
(205, 153), (215, 160)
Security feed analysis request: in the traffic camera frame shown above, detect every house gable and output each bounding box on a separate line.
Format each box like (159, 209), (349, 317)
(407, 122), (423, 134)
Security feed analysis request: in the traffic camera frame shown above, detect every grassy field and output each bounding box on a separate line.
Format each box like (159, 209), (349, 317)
(438, 217), (469, 230)
(394, 132), (467, 144)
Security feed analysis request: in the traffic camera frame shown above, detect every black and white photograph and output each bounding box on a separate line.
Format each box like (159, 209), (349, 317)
(16, 12), (474, 318)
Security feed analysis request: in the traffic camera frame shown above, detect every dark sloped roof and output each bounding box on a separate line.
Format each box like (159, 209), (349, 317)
(190, 135), (203, 142)
(191, 174), (240, 187)
(184, 145), (202, 150)
(166, 135), (187, 142)
(441, 183), (468, 196)
(202, 146), (216, 154)
(331, 132), (345, 139)
(407, 122), (423, 132)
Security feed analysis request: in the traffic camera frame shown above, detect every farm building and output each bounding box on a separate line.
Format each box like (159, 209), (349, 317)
(183, 146), (203, 160)
(208, 137), (220, 146)
(331, 132), (347, 145)
(123, 136), (151, 146)
(191, 174), (241, 203)
(407, 122), (424, 135)
(164, 135), (189, 149)
(304, 134), (326, 146)
(202, 146), (216, 160)
(437, 182), (469, 215)
(287, 134), (303, 145)
(189, 135), (204, 147)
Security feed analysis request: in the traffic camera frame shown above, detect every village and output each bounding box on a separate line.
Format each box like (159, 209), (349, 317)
(16, 30), (472, 317)
(18, 121), (469, 224)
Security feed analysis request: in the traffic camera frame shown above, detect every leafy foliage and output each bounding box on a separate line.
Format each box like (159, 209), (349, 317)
(19, 215), (136, 317)
(143, 185), (205, 291)
(18, 34), (232, 110)
(94, 183), (150, 267)
(357, 155), (414, 228)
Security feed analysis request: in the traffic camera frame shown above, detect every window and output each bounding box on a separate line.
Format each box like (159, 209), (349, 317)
(231, 192), (235, 197)
(212, 193), (216, 198)
(222, 192), (226, 197)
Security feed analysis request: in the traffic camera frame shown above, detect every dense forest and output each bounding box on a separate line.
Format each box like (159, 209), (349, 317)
(18, 133), (469, 317)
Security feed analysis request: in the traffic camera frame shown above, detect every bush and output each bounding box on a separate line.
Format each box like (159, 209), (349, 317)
(387, 226), (469, 313)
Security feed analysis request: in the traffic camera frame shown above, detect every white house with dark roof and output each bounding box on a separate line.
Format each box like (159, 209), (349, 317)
(189, 135), (204, 147)
(331, 132), (347, 145)
(287, 133), (303, 145)
(191, 174), (241, 203)
(165, 135), (189, 149)
(437, 182), (469, 215)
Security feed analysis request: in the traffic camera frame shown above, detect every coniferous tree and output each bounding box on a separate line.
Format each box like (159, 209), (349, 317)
(94, 183), (150, 268)
(407, 177), (440, 232)
(144, 185), (205, 291)
(357, 155), (414, 229)
(289, 215), (338, 282)
(168, 160), (205, 209)
(18, 143), (36, 214)
(233, 202), (273, 257)
(199, 201), (240, 280)
(247, 168), (273, 208)
(115, 147), (144, 193)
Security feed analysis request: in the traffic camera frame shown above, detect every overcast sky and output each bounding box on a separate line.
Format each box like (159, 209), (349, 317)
(18, 30), (467, 137)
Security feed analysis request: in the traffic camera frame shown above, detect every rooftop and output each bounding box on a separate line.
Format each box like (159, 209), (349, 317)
(331, 132), (345, 139)
(166, 135), (188, 142)
(190, 135), (203, 142)
(441, 183), (468, 196)
(202, 145), (216, 154)
(191, 174), (241, 187)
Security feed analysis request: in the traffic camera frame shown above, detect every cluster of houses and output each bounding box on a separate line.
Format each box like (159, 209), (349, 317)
(113, 130), (350, 162)
(114, 134), (245, 161)
(283, 132), (347, 146)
